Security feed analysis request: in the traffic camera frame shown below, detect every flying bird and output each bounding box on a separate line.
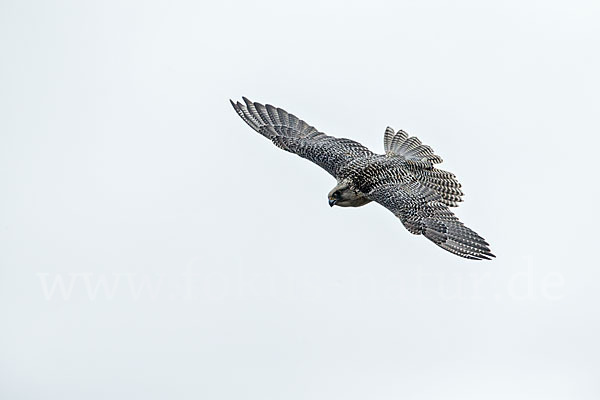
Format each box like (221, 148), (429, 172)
(230, 97), (494, 260)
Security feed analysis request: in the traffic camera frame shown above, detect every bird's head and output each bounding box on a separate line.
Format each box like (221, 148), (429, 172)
(328, 181), (371, 208)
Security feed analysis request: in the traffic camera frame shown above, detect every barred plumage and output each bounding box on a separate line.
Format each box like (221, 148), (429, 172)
(230, 97), (494, 260)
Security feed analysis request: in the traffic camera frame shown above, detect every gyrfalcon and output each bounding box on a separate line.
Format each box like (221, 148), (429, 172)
(231, 97), (494, 260)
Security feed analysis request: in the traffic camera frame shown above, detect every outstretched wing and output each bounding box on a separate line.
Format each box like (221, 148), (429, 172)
(383, 127), (464, 207)
(231, 97), (373, 178)
(368, 179), (494, 260)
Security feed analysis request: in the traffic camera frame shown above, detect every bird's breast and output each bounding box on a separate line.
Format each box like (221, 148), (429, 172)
(339, 156), (408, 193)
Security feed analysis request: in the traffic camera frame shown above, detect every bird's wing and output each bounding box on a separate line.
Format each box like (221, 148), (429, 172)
(383, 127), (464, 207)
(231, 97), (373, 178)
(367, 178), (494, 260)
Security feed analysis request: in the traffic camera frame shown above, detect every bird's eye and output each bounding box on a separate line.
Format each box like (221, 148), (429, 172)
(333, 192), (340, 198)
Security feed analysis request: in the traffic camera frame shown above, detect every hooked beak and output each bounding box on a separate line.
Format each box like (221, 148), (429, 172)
(328, 198), (336, 207)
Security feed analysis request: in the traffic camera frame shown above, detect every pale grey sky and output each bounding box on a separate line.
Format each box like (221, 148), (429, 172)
(1, 0), (599, 399)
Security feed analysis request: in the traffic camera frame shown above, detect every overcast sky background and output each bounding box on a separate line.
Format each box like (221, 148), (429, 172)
(1, 0), (599, 399)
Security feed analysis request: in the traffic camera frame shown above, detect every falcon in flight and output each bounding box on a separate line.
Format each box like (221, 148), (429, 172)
(230, 97), (494, 260)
